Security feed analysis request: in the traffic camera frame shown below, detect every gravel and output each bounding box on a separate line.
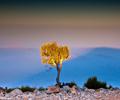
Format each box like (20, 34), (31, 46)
(0, 88), (120, 100)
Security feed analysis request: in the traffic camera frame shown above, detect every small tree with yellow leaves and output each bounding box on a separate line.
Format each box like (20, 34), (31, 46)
(40, 42), (69, 86)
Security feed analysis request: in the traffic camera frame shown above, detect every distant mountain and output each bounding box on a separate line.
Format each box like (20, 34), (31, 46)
(24, 47), (120, 87)
(0, 47), (120, 87)
(0, 48), (44, 87)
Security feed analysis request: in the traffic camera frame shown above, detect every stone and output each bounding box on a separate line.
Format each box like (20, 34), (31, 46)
(63, 86), (71, 93)
(87, 89), (95, 93)
(34, 89), (41, 96)
(46, 86), (60, 94)
(99, 88), (108, 94)
(9, 89), (23, 97)
(70, 86), (77, 95)
(1, 87), (120, 100)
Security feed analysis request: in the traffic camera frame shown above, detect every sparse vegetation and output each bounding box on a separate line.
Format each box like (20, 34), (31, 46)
(0, 77), (114, 94)
(6, 88), (15, 93)
(60, 81), (77, 88)
(84, 76), (108, 89)
(3, 86), (46, 93)
(38, 87), (46, 91)
(19, 86), (35, 92)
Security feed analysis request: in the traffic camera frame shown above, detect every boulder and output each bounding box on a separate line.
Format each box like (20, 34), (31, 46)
(61, 86), (70, 93)
(46, 86), (60, 94)
(70, 86), (77, 94)
(33, 89), (41, 95)
(87, 89), (95, 93)
(63, 86), (71, 93)
(99, 88), (108, 94)
(9, 89), (23, 96)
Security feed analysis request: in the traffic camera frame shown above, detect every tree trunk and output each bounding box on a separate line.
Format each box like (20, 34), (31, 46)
(56, 64), (62, 86)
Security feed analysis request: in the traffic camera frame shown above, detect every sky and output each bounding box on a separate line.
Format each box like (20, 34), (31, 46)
(0, 0), (120, 48)
(0, 0), (120, 87)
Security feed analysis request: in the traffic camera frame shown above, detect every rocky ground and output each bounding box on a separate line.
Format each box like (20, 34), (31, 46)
(0, 86), (120, 100)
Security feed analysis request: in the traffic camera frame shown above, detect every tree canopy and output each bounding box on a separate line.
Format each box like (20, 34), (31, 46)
(40, 42), (69, 67)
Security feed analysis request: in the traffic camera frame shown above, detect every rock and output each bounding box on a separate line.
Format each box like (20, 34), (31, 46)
(1, 87), (120, 100)
(46, 86), (60, 94)
(9, 89), (23, 97)
(5, 94), (9, 98)
(88, 89), (95, 93)
(34, 89), (41, 96)
(63, 86), (71, 93)
(70, 86), (77, 94)
(99, 88), (108, 94)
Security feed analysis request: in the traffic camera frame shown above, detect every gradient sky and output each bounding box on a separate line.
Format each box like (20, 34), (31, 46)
(0, 0), (120, 48)
(0, 0), (120, 87)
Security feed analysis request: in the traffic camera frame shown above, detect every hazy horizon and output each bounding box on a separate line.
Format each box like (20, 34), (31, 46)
(0, 0), (120, 88)
(0, 47), (120, 88)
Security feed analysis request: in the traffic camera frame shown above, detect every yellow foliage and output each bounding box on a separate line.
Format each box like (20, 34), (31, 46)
(40, 42), (69, 67)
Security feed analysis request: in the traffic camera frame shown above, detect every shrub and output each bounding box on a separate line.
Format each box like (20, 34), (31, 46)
(67, 81), (77, 88)
(38, 87), (46, 91)
(19, 86), (35, 92)
(84, 76), (107, 89)
(62, 81), (77, 88)
(6, 88), (14, 93)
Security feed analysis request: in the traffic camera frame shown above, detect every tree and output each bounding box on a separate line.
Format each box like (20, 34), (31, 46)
(40, 42), (69, 86)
